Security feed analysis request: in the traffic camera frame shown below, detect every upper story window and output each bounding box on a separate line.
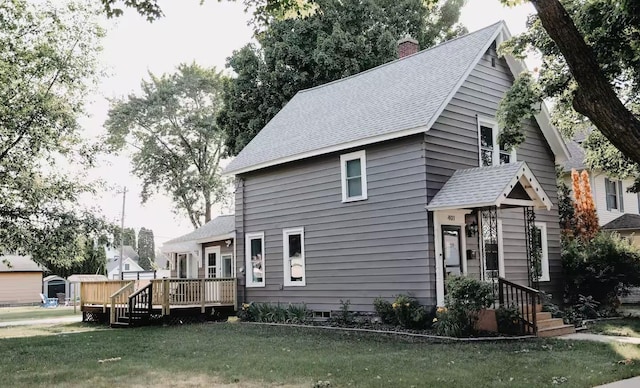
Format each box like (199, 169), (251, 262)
(605, 178), (624, 211)
(245, 232), (265, 287)
(340, 150), (368, 202)
(283, 227), (306, 287)
(478, 117), (515, 167)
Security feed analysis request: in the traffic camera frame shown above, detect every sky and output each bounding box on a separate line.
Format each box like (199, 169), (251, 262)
(80, 0), (536, 247)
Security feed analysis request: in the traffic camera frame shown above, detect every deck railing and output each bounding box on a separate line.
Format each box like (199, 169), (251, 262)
(110, 282), (135, 324)
(498, 277), (540, 336)
(81, 280), (133, 311)
(150, 278), (237, 314)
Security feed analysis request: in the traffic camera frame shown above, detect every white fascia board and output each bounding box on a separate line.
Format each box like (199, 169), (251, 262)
(194, 233), (235, 244)
(223, 125), (430, 176)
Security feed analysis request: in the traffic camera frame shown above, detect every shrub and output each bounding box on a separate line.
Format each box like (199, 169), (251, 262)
(237, 302), (310, 324)
(373, 297), (397, 325)
(373, 295), (433, 329)
(331, 299), (355, 325)
(562, 232), (640, 308)
(434, 276), (494, 337)
(496, 304), (522, 335)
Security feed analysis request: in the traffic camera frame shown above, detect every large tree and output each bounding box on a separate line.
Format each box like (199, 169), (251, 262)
(497, 0), (640, 189)
(0, 0), (110, 268)
(137, 227), (155, 270)
(105, 63), (230, 228)
(218, 0), (466, 155)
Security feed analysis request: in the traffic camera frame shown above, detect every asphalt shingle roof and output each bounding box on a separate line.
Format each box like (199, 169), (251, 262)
(602, 213), (640, 231)
(428, 162), (529, 209)
(165, 215), (235, 245)
(0, 255), (44, 272)
(224, 22), (504, 174)
(562, 140), (586, 172)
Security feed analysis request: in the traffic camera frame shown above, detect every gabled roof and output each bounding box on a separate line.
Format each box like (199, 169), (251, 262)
(224, 21), (569, 175)
(563, 139), (586, 172)
(164, 215), (235, 245)
(105, 245), (138, 261)
(0, 255), (45, 272)
(106, 256), (143, 273)
(427, 161), (552, 211)
(602, 213), (640, 231)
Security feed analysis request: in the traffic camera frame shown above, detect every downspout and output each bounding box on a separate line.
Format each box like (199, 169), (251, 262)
(240, 176), (247, 304)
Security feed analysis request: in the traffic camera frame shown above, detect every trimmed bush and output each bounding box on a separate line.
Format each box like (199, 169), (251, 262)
(238, 302), (311, 323)
(373, 294), (433, 329)
(434, 276), (494, 337)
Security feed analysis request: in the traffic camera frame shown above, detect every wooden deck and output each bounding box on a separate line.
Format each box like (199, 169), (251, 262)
(80, 278), (237, 327)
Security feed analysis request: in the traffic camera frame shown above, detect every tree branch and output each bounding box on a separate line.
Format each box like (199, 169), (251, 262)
(531, 0), (640, 164)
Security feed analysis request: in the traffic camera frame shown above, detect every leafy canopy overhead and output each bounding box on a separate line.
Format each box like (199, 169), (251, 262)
(218, 0), (466, 155)
(105, 63), (230, 229)
(497, 0), (640, 190)
(0, 0), (111, 270)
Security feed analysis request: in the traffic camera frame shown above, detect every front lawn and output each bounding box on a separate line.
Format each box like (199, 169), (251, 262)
(0, 306), (78, 322)
(2, 323), (640, 387)
(586, 318), (640, 338)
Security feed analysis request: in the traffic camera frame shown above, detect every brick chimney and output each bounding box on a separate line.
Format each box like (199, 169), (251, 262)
(397, 36), (419, 59)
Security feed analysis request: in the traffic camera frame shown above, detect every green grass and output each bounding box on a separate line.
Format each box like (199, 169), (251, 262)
(0, 306), (78, 322)
(586, 318), (640, 338)
(2, 323), (640, 387)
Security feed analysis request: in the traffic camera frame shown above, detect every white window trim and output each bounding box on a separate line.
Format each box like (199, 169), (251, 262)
(536, 222), (550, 282)
(283, 227), (306, 287)
(340, 150), (368, 202)
(477, 116), (516, 167)
(245, 232), (265, 288)
(221, 253), (234, 278)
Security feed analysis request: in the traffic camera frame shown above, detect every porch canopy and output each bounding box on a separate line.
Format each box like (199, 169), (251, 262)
(426, 162), (552, 212)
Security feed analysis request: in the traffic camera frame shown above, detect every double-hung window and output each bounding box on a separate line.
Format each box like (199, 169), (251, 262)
(245, 232), (265, 287)
(340, 150), (367, 202)
(478, 118), (515, 167)
(283, 227), (306, 286)
(533, 223), (550, 282)
(605, 178), (624, 211)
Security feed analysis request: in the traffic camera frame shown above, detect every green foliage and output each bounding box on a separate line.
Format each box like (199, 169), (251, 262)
(563, 295), (602, 327)
(557, 176), (576, 240)
(238, 302), (311, 323)
(434, 276), (494, 337)
(218, 0), (466, 155)
(137, 228), (155, 270)
(332, 299), (355, 325)
(496, 72), (541, 151)
(374, 294), (432, 329)
(562, 232), (640, 308)
(0, 0), (110, 267)
(495, 304), (523, 335)
(499, 0), (640, 191)
(105, 63), (230, 228)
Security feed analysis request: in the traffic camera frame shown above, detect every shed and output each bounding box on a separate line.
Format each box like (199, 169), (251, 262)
(43, 275), (70, 299)
(0, 255), (45, 305)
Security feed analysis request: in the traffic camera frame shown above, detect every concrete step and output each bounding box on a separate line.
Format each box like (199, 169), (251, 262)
(536, 318), (565, 329)
(538, 324), (576, 337)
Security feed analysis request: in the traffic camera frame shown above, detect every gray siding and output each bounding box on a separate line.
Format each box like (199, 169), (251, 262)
(425, 45), (562, 297)
(236, 135), (430, 312)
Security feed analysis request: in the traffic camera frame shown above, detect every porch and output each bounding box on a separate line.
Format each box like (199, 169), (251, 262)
(80, 278), (237, 327)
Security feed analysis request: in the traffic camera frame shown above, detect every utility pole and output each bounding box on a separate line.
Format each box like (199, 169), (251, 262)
(119, 186), (127, 280)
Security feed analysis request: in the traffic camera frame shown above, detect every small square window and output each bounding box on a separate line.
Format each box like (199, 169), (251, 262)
(340, 150), (367, 202)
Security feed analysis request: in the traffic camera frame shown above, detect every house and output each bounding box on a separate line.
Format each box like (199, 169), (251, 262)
(162, 215), (235, 280)
(562, 135), (640, 244)
(0, 255), (45, 305)
(105, 245), (144, 279)
(222, 20), (570, 319)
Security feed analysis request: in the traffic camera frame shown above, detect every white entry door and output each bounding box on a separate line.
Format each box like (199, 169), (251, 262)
(205, 247), (222, 278)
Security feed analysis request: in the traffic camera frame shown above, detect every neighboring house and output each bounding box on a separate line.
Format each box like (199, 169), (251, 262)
(162, 215), (235, 280)
(105, 245), (144, 279)
(153, 251), (171, 278)
(221, 21), (570, 314)
(562, 135), (640, 243)
(0, 255), (45, 305)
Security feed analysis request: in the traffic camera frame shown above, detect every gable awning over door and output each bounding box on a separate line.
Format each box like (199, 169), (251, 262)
(426, 161), (552, 211)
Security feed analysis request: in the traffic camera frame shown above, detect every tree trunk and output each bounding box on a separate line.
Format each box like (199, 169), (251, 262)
(530, 0), (640, 164)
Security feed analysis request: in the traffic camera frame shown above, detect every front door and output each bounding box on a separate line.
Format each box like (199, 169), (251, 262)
(205, 247), (221, 278)
(442, 226), (462, 279)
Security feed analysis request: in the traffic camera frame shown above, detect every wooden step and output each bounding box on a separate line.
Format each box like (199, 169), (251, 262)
(110, 321), (130, 328)
(534, 312), (552, 321)
(537, 324), (575, 337)
(536, 318), (565, 329)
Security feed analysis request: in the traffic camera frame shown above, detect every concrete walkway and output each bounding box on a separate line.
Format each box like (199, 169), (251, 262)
(0, 315), (82, 328)
(558, 332), (640, 344)
(594, 376), (640, 388)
